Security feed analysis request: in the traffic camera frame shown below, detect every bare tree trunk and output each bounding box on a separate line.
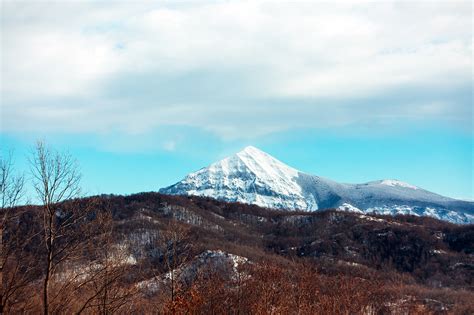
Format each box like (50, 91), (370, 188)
(1, 223), (3, 315)
(43, 212), (53, 315)
(43, 258), (50, 315)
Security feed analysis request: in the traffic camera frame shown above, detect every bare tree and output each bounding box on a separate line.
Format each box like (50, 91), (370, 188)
(0, 151), (32, 313)
(156, 220), (192, 308)
(0, 151), (25, 211)
(29, 141), (83, 315)
(74, 208), (138, 314)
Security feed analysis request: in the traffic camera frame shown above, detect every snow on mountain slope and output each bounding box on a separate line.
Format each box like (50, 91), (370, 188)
(161, 146), (317, 210)
(160, 146), (473, 224)
(378, 179), (419, 190)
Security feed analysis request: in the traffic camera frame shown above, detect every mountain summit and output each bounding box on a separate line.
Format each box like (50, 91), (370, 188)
(160, 146), (473, 224)
(160, 146), (315, 210)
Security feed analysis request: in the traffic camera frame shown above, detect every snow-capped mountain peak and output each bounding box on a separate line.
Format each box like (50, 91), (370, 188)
(234, 146), (301, 191)
(161, 146), (315, 210)
(160, 146), (473, 224)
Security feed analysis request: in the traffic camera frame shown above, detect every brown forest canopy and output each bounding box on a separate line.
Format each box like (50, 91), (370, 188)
(3, 191), (473, 314)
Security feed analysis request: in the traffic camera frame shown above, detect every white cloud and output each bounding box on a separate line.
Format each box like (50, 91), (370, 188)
(1, 0), (472, 139)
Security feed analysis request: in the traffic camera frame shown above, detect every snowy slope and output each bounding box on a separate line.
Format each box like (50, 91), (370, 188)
(160, 146), (473, 224)
(161, 146), (317, 210)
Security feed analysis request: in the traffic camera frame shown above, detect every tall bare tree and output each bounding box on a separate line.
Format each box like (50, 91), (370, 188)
(0, 151), (28, 313)
(29, 141), (83, 315)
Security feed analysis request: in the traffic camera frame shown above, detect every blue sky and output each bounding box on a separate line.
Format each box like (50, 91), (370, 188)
(1, 1), (472, 200)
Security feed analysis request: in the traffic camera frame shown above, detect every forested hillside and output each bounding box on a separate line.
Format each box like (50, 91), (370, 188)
(3, 192), (473, 314)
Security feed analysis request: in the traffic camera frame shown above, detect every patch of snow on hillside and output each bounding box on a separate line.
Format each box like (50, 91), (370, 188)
(137, 250), (249, 294)
(380, 179), (418, 190)
(358, 214), (386, 223)
(338, 203), (363, 213)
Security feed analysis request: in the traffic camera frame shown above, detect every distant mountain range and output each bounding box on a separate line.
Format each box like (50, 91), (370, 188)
(160, 146), (473, 224)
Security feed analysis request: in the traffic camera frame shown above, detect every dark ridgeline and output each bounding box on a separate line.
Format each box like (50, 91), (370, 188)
(3, 192), (473, 314)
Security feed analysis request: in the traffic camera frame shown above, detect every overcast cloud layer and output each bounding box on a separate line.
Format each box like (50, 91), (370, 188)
(1, 0), (472, 140)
